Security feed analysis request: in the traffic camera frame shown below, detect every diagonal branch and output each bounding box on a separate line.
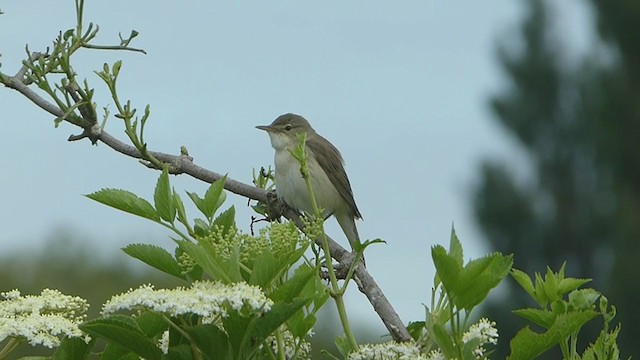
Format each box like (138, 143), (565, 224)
(1, 70), (412, 342)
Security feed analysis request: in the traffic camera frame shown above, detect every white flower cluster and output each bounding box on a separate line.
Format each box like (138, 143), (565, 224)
(349, 341), (428, 360)
(462, 318), (499, 358)
(0, 289), (89, 348)
(102, 281), (273, 323)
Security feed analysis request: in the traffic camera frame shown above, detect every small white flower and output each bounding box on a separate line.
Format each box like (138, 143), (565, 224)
(158, 330), (170, 354)
(0, 289), (89, 348)
(349, 341), (428, 360)
(462, 318), (498, 359)
(102, 281), (273, 324)
(425, 349), (446, 360)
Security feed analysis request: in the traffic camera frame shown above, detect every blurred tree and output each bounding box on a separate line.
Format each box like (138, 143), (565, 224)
(474, 0), (639, 357)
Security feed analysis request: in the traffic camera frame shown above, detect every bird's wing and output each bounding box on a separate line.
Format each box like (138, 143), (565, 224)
(306, 135), (362, 219)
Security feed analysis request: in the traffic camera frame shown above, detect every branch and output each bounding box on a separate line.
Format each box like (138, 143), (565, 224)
(1, 69), (412, 342)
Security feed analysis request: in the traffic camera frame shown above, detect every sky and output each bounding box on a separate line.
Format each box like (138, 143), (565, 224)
(0, 0), (592, 338)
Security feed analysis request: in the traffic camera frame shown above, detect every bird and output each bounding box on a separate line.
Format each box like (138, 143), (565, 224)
(256, 113), (362, 249)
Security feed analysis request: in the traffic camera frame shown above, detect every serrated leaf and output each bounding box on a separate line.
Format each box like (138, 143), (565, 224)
(86, 189), (159, 222)
(453, 253), (513, 310)
(80, 316), (163, 360)
(434, 248), (512, 311)
(203, 176), (227, 219)
(154, 168), (175, 222)
(568, 288), (600, 311)
(449, 225), (464, 267)
(507, 310), (599, 360)
(558, 277), (592, 295)
(249, 249), (281, 288)
(511, 268), (535, 297)
(186, 192), (207, 218)
(123, 243), (185, 280)
(213, 206), (236, 234)
(512, 308), (556, 328)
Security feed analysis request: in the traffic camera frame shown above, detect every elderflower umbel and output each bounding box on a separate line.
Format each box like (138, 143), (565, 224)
(0, 289), (89, 348)
(349, 341), (428, 360)
(462, 318), (499, 358)
(102, 281), (272, 323)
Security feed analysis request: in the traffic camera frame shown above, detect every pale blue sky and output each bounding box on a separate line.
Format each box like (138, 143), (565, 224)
(0, 0), (591, 337)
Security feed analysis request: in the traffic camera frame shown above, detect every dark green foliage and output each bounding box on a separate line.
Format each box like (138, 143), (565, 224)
(475, 0), (640, 357)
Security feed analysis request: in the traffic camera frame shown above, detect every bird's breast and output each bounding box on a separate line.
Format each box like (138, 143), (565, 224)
(273, 149), (344, 216)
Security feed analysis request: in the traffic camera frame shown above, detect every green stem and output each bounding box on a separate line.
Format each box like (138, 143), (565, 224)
(0, 338), (20, 360)
(275, 328), (287, 360)
(293, 133), (359, 352)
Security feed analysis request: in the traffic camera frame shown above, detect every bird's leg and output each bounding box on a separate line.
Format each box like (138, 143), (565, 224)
(264, 190), (299, 221)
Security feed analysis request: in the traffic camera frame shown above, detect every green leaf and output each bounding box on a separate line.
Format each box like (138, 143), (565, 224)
(287, 310), (317, 339)
(252, 298), (308, 344)
(176, 240), (242, 283)
(123, 243), (185, 280)
(335, 335), (353, 357)
(433, 247), (512, 311)
(432, 244), (460, 289)
(249, 249), (281, 288)
(568, 288), (600, 311)
(453, 253), (513, 310)
(223, 310), (253, 359)
(430, 323), (455, 358)
(154, 168), (176, 223)
(80, 316), (163, 360)
(186, 191), (207, 218)
(507, 310), (599, 360)
(166, 345), (194, 360)
(86, 189), (159, 222)
(511, 268), (535, 298)
(541, 266), (561, 302)
(193, 218), (209, 237)
(175, 246), (203, 281)
(101, 343), (138, 360)
(268, 264), (316, 303)
(512, 308), (556, 328)
(183, 324), (231, 360)
(449, 225), (464, 267)
(173, 190), (189, 229)
(558, 277), (592, 296)
(213, 206), (236, 233)
(407, 321), (426, 341)
(203, 176), (227, 219)
(52, 336), (96, 360)
(135, 310), (169, 337)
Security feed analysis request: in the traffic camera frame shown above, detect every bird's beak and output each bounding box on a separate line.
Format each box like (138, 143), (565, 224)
(256, 125), (275, 132)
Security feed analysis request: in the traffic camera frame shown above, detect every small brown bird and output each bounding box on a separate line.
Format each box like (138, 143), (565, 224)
(256, 113), (362, 248)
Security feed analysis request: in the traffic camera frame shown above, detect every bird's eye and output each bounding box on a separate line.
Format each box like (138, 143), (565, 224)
(285, 124), (292, 131)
